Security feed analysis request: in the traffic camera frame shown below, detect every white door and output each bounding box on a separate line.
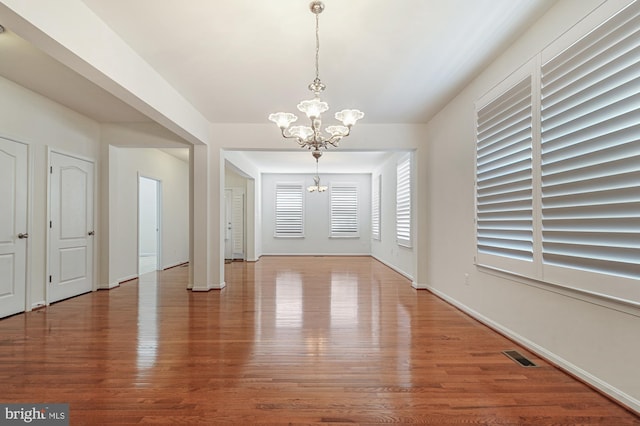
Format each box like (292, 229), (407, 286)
(49, 152), (94, 303)
(224, 189), (233, 260)
(138, 176), (160, 275)
(0, 138), (28, 318)
(231, 191), (245, 259)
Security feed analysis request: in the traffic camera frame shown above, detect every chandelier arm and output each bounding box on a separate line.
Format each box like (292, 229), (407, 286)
(299, 139), (316, 149)
(326, 138), (341, 147)
(279, 128), (311, 148)
(279, 128), (297, 139)
(326, 125), (352, 146)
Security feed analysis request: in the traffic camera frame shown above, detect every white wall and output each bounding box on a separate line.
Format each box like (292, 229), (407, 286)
(109, 147), (189, 283)
(225, 167), (247, 188)
(371, 152), (415, 280)
(424, 0), (640, 411)
(262, 173), (371, 255)
(0, 75), (101, 309)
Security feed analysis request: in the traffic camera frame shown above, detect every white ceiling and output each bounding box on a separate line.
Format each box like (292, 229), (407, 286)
(77, 0), (556, 124)
(0, 0), (557, 171)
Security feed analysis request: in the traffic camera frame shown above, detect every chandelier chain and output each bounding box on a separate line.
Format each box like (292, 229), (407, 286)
(315, 13), (320, 82)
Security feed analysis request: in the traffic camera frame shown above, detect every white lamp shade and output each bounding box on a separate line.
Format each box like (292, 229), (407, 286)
(297, 98), (329, 119)
(287, 126), (314, 140)
(269, 112), (298, 129)
(335, 109), (364, 126)
(325, 125), (348, 137)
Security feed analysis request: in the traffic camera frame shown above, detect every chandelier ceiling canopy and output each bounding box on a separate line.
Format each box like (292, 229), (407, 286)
(269, 1), (364, 160)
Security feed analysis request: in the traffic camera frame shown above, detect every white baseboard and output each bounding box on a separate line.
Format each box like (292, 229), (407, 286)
(370, 255), (414, 282)
(118, 274), (138, 284)
(426, 284), (640, 414)
(192, 281), (226, 291)
(163, 260), (188, 270)
(261, 252), (371, 257)
(98, 281), (120, 290)
(31, 301), (46, 310)
(191, 287), (210, 292)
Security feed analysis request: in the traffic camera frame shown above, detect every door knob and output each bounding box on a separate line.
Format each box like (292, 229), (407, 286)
(88, 231), (95, 236)
(18, 233), (28, 239)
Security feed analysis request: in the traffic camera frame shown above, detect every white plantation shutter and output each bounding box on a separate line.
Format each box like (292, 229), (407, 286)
(396, 155), (412, 247)
(330, 183), (359, 237)
(275, 183), (304, 237)
(476, 76), (534, 266)
(540, 1), (640, 282)
(372, 174), (381, 240)
(474, 1), (640, 304)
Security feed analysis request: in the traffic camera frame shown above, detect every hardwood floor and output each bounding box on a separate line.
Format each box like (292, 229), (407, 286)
(0, 256), (638, 425)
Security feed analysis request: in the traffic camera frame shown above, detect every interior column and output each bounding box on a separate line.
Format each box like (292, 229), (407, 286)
(190, 144), (211, 290)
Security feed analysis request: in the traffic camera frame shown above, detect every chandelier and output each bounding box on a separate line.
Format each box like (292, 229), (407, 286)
(307, 156), (328, 193)
(269, 1), (364, 160)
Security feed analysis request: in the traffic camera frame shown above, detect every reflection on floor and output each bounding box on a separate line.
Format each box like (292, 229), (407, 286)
(138, 254), (157, 275)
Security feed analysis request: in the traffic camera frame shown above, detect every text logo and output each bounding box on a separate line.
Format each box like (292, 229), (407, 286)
(0, 404), (68, 426)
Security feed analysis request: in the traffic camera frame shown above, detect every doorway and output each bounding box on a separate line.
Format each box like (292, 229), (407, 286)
(224, 187), (245, 261)
(138, 176), (161, 275)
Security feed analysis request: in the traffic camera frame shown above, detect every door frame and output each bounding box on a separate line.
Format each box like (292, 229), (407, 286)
(137, 173), (162, 274)
(46, 148), (97, 305)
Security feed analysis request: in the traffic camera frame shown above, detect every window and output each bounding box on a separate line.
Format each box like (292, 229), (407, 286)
(275, 183), (304, 237)
(372, 174), (381, 240)
(540, 1), (640, 290)
(330, 183), (359, 237)
(476, 73), (535, 276)
(475, 0), (640, 305)
(396, 155), (412, 247)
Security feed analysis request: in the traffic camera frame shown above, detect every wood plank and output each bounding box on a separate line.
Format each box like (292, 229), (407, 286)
(0, 256), (637, 425)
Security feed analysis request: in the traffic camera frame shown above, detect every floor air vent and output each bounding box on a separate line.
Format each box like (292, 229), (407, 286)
(502, 350), (538, 367)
